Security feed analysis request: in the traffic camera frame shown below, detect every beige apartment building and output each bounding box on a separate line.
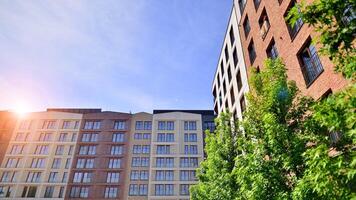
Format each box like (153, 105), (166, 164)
(0, 111), (82, 199)
(212, 1), (250, 119)
(148, 110), (212, 200)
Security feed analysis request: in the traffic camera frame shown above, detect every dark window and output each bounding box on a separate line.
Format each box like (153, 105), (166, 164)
(285, 1), (303, 39)
(217, 72), (221, 88)
(229, 26), (235, 45)
(259, 9), (270, 39)
(256, 66), (260, 73)
(266, 39), (279, 59)
(27, 186), (37, 197)
(298, 40), (324, 86)
(233, 48), (238, 67)
(224, 45), (229, 61)
(214, 103), (218, 114)
(219, 92), (223, 106)
(240, 95), (246, 114)
(248, 40), (256, 64)
(230, 87), (235, 105)
(342, 5), (355, 25)
(254, 0), (261, 10)
(237, 70), (243, 91)
(220, 61), (224, 76)
(225, 99), (229, 111)
(278, 0), (283, 4)
(222, 80), (227, 95)
(243, 17), (251, 37)
(239, 0), (247, 14)
(227, 65), (232, 82)
(213, 86), (217, 102)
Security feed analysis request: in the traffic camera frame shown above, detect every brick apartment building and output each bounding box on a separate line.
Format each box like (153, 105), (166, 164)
(212, 0), (348, 116)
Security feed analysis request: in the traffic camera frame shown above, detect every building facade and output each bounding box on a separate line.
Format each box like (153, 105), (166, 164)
(212, 3), (250, 119)
(0, 111), (83, 199)
(0, 109), (215, 200)
(212, 0), (347, 116)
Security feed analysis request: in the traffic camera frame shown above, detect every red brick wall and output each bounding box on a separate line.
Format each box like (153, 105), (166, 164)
(237, 0), (347, 99)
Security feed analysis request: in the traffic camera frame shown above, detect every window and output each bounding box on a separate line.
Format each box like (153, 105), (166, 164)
(58, 133), (67, 141)
(157, 133), (174, 142)
(107, 172), (120, 183)
(243, 16), (251, 36)
(143, 133), (151, 139)
(229, 26), (235, 45)
(129, 184), (139, 196)
(134, 133), (142, 139)
(254, 0), (261, 9)
(68, 145), (74, 155)
(112, 133), (124, 142)
(73, 172), (92, 183)
(71, 133), (77, 142)
(142, 145), (150, 154)
(130, 170), (140, 180)
(167, 121), (174, 130)
(74, 121), (80, 129)
(48, 172), (58, 182)
(6, 158), (20, 168)
(233, 48), (238, 67)
(259, 9), (270, 39)
(42, 120), (56, 129)
(58, 186), (64, 198)
(19, 120), (31, 130)
(285, 1), (303, 38)
(236, 70), (243, 92)
(220, 62), (224, 77)
(108, 158), (121, 168)
(31, 158), (45, 168)
(155, 170), (174, 181)
(184, 133), (198, 142)
(22, 186), (37, 198)
(180, 170), (196, 181)
(240, 95), (246, 114)
(180, 184), (190, 195)
(248, 40), (257, 64)
(156, 157), (174, 168)
(155, 184), (174, 196)
(238, 0), (246, 13)
(81, 133), (98, 142)
(62, 172), (68, 182)
(342, 5), (356, 25)
(140, 171), (149, 180)
(143, 121), (152, 130)
(180, 157), (199, 167)
(184, 145), (198, 154)
(223, 80), (227, 95)
(79, 145), (96, 155)
(157, 145), (170, 154)
(76, 158), (94, 168)
(267, 39), (279, 59)
(62, 121), (71, 129)
(38, 133), (52, 141)
(52, 158), (61, 169)
(230, 87), (236, 105)
(111, 145), (123, 155)
(158, 121), (166, 130)
(105, 187), (118, 198)
(203, 121), (215, 132)
(298, 40), (324, 85)
(133, 145), (142, 154)
(15, 132), (28, 141)
(113, 121), (126, 130)
(224, 45), (229, 61)
(55, 145), (64, 155)
(70, 187), (89, 198)
(132, 157), (149, 167)
(184, 121), (197, 130)
(44, 186), (54, 198)
(26, 172), (41, 182)
(83, 120), (101, 130)
(10, 145), (23, 154)
(34, 145), (49, 155)
(135, 121), (143, 130)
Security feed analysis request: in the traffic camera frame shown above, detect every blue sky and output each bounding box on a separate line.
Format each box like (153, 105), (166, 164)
(0, 0), (232, 113)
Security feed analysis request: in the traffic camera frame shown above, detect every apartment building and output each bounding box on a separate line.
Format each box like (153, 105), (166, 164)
(0, 111), (82, 199)
(0, 109), (215, 199)
(66, 110), (132, 200)
(124, 112), (152, 199)
(212, 3), (250, 119)
(148, 110), (214, 200)
(0, 112), (17, 165)
(212, 0), (348, 116)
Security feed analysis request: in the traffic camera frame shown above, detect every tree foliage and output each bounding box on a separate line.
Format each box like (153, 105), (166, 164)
(287, 0), (356, 80)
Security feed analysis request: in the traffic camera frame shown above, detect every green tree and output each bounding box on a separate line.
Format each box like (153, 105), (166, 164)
(190, 113), (240, 200)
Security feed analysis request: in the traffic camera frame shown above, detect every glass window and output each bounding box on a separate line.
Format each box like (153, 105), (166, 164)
(157, 145), (170, 154)
(248, 40), (256, 64)
(62, 121), (71, 129)
(107, 172), (120, 183)
(104, 187), (118, 198)
(111, 145), (123, 155)
(58, 133), (67, 141)
(143, 121), (152, 130)
(108, 159), (121, 169)
(112, 133), (124, 142)
(180, 184), (190, 195)
(48, 172), (58, 182)
(114, 121), (126, 130)
(44, 186), (54, 198)
(267, 39), (279, 59)
(55, 145), (64, 155)
(229, 26), (235, 45)
(243, 16), (251, 37)
(135, 121), (143, 130)
(52, 158), (61, 169)
(158, 121), (166, 130)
